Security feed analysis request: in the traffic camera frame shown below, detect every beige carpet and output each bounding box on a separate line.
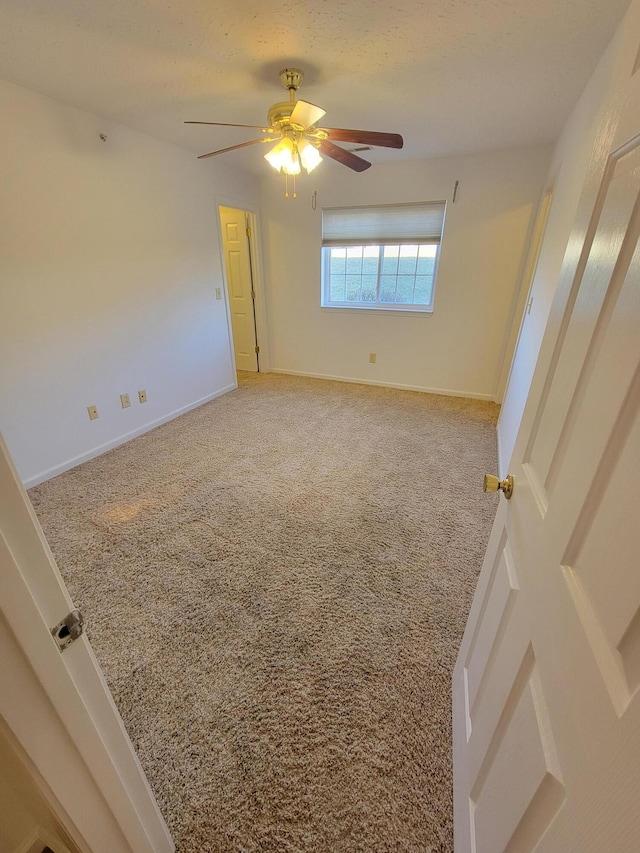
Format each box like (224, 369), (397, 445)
(29, 372), (499, 852)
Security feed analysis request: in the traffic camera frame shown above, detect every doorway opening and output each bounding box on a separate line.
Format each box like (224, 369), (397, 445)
(219, 206), (261, 373)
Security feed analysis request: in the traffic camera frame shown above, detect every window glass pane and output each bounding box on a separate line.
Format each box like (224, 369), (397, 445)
(416, 255), (435, 275)
(330, 248), (346, 274)
(381, 246), (399, 274)
(362, 256), (379, 275)
(346, 245), (363, 274)
(330, 275), (346, 302)
(398, 245), (418, 275)
(417, 245), (437, 276)
(345, 275), (362, 301)
(414, 276), (433, 304)
(396, 277), (415, 303)
(361, 275), (377, 302)
(379, 275), (397, 302)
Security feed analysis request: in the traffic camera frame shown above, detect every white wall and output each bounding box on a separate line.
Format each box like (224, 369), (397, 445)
(0, 79), (259, 485)
(497, 4), (637, 473)
(259, 145), (551, 400)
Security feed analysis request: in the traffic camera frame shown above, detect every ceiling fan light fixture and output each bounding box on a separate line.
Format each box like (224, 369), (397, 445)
(298, 138), (322, 173)
(188, 67), (403, 195)
(265, 137), (300, 174)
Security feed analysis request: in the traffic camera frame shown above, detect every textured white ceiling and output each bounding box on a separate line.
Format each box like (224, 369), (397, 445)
(0, 0), (630, 173)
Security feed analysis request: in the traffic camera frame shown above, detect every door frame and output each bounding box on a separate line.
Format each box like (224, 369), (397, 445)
(496, 183), (555, 474)
(215, 196), (269, 374)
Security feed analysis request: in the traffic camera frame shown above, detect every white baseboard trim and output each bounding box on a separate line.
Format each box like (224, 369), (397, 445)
(24, 383), (237, 488)
(268, 368), (496, 401)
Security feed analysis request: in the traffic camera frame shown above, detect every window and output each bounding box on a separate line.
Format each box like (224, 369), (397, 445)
(321, 201), (446, 313)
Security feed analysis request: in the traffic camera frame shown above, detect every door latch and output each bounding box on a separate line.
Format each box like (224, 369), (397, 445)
(51, 609), (85, 652)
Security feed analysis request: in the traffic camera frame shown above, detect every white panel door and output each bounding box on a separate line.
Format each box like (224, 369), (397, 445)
(453, 54), (640, 852)
(220, 206), (258, 372)
(0, 433), (173, 853)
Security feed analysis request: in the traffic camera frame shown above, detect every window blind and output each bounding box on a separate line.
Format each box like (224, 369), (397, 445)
(322, 201), (446, 246)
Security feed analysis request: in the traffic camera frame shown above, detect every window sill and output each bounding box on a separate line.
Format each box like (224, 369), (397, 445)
(320, 305), (434, 316)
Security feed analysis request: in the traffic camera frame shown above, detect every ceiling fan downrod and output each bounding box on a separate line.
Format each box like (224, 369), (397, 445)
(280, 67), (304, 101)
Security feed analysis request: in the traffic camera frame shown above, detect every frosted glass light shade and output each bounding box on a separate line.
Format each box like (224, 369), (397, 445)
(265, 138), (294, 171)
(298, 139), (322, 173)
(265, 137), (302, 175)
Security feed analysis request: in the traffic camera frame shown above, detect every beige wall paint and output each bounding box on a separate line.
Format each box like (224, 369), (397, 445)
(0, 78), (259, 485)
(259, 145), (551, 400)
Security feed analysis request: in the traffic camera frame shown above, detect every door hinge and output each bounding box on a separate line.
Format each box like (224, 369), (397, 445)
(251, 290), (256, 299)
(246, 226), (252, 237)
(255, 345), (260, 354)
(51, 609), (85, 652)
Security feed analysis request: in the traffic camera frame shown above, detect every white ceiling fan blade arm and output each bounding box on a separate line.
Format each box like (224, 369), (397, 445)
(290, 100), (327, 129)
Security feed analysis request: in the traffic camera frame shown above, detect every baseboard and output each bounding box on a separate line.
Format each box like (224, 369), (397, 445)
(268, 368), (496, 401)
(24, 383), (237, 488)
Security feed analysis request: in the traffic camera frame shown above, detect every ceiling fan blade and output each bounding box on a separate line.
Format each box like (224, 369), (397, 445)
(186, 121), (275, 132)
(321, 128), (404, 149)
(319, 139), (371, 172)
(197, 137), (280, 159)
(290, 99), (327, 129)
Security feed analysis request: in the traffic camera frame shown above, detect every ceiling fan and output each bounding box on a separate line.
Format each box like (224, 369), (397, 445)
(185, 68), (403, 180)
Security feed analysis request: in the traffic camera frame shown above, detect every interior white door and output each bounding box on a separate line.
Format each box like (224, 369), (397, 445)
(0, 433), (174, 853)
(453, 56), (640, 853)
(220, 206), (259, 372)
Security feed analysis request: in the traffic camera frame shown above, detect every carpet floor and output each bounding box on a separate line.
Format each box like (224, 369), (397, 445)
(29, 372), (499, 852)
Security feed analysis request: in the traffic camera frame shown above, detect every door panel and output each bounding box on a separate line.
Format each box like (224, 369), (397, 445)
(454, 40), (640, 853)
(459, 521), (568, 852)
(220, 207), (258, 372)
(464, 538), (518, 729)
(471, 658), (564, 853)
(527, 143), (640, 496)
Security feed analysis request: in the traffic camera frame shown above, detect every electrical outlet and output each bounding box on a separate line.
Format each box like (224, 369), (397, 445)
(87, 405), (99, 421)
(215, 287), (222, 300)
(138, 389), (147, 403)
(120, 393), (131, 409)
(368, 352), (377, 364)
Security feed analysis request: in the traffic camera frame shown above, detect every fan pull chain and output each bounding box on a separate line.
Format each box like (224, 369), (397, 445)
(283, 172), (298, 199)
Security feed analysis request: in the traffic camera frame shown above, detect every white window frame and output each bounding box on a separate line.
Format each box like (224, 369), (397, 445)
(321, 201), (446, 314)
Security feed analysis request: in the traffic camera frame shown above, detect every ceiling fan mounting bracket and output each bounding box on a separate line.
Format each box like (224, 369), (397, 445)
(280, 68), (304, 93)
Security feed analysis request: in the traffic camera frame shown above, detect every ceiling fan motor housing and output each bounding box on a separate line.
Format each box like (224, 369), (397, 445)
(267, 101), (296, 129)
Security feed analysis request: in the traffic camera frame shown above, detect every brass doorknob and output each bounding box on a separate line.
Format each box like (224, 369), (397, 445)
(483, 474), (514, 500)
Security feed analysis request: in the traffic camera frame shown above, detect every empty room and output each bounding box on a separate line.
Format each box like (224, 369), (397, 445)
(1, 1), (639, 851)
